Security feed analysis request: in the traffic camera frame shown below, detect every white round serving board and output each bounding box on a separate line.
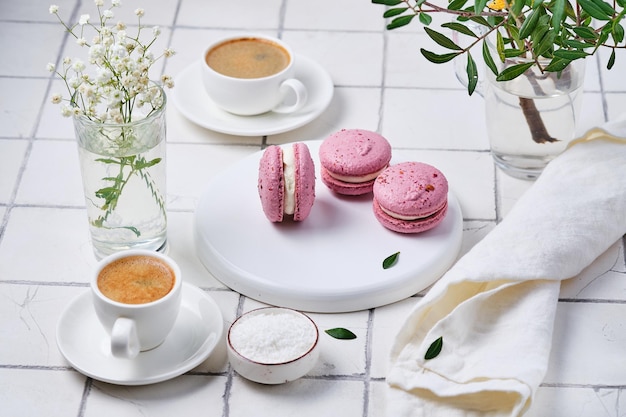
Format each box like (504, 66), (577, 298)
(194, 140), (463, 313)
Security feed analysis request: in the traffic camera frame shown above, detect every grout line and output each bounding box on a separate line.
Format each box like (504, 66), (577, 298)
(362, 308), (375, 417)
(76, 378), (93, 417)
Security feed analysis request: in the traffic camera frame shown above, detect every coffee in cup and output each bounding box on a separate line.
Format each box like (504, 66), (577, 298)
(92, 250), (182, 359)
(201, 34), (308, 116)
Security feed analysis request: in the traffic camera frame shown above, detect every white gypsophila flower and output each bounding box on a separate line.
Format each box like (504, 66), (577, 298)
(63, 56), (72, 65)
(112, 0), (121, 6)
(89, 44), (105, 60)
(94, 0), (104, 7)
(103, 10), (114, 19)
(112, 44), (127, 58)
(47, 63), (56, 72)
(107, 89), (123, 106)
(72, 59), (86, 72)
(96, 68), (113, 84)
(152, 26), (161, 37)
(61, 105), (72, 117)
(72, 107), (83, 117)
(134, 8), (144, 17)
(116, 29), (127, 41)
(51, 93), (63, 104)
(116, 21), (126, 30)
(49, 5), (59, 14)
(79, 14), (90, 25)
(76, 37), (87, 46)
(68, 76), (81, 89)
(161, 74), (174, 89)
(163, 48), (175, 58)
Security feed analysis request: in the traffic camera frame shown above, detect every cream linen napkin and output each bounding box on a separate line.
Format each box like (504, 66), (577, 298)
(386, 125), (626, 417)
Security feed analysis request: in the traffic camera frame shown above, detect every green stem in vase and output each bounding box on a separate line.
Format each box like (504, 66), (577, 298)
(92, 154), (164, 237)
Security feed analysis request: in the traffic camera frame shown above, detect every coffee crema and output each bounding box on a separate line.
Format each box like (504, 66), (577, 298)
(206, 38), (290, 79)
(97, 255), (175, 304)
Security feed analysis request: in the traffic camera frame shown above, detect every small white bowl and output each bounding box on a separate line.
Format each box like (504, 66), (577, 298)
(227, 307), (319, 384)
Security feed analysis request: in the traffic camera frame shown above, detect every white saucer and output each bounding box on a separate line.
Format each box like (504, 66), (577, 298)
(194, 140), (464, 313)
(56, 283), (223, 385)
(172, 55), (334, 136)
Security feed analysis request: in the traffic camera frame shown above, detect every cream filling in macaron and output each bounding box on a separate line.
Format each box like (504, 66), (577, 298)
(283, 147), (296, 215)
(327, 166), (387, 184)
(379, 205), (437, 221)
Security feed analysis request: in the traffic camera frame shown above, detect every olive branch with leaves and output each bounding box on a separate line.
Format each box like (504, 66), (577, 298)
(373, 0), (625, 95)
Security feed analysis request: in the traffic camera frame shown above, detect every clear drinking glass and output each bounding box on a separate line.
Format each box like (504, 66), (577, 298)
(73, 86), (168, 259)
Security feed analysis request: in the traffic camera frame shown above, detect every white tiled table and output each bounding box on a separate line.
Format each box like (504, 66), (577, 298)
(2, 1), (626, 416)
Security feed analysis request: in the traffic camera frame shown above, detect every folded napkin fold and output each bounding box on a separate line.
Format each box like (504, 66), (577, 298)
(386, 125), (626, 417)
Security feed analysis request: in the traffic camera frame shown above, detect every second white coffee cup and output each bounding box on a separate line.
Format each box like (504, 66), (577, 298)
(91, 250), (182, 359)
(201, 34), (308, 116)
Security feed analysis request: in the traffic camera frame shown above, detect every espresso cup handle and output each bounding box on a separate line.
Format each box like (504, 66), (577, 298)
(110, 317), (140, 359)
(273, 78), (308, 114)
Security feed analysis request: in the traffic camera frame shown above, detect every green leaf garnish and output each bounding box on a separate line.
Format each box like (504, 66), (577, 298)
(325, 328), (357, 340)
(383, 251), (400, 269)
(424, 336), (443, 360)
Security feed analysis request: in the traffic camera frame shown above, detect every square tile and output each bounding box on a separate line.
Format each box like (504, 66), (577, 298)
(0, 207), (96, 284)
(544, 302), (626, 385)
(381, 88), (490, 151)
(0, 368), (86, 417)
(15, 140), (84, 206)
(177, 0), (283, 29)
(284, 0), (384, 31)
(0, 23), (64, 77)
(229, 378), (365, 417)
(0, 140), (28, 203)
(527, 386), (619, 417)
(0, 78), (49, 138)
(284, 31), (384, 87)
(86, 375), (227, 417)
(0, 284), (85, 366)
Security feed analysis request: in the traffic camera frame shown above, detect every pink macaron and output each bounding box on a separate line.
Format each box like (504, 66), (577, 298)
(319, 129), (392, 196)
(257, 143), (316, 222)
(372, 162), (448, 233)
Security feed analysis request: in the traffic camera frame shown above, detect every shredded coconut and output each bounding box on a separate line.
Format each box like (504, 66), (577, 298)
(229, 310), (317, 364)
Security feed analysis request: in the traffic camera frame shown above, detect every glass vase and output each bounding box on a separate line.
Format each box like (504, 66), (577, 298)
(73, 86), (168, 260)
(484, 57), (586, 180)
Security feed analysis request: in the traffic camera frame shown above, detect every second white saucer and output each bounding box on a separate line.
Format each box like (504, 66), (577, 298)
(56, 283), (223, 385)
(172, 55), (334, 136)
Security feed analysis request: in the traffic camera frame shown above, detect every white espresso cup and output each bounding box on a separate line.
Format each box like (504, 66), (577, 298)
(91, 250), (182, 359)
(201, 34), (308, 116)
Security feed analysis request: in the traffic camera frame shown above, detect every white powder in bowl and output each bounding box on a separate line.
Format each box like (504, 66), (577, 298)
(229, 309), (317, 364)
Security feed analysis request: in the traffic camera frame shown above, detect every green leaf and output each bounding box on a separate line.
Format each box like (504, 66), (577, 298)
(496, 62), (534, 81)
(553, 49), (589, 59)
(518, 9), (541, 39)
(441, 22), (478, 37)
(474, 0), (488, 14)
(95, 158), (121, 165)
(573, 26), (599, 40)
(482, 40), (498, 75)
(551, 0), (566, 28)
(544, 56), (572, 72)
(466, 53), (478, 95)
(496, 30), (505, 62)
(372, 0), (403, 5)
(419, 12), (433, 25)
(534, 30), (557, 56)
(607, 49), (616, 69)
(564, 39), (595, 48)
(420, 48), (462, 63)
(589, 0), (618, 14)
(387, 14), (416, 29)
(325, 328), (357, 340)
(424, 27), (463, 50)
(424, 336), (443, 360)
(383, 7), (409, 18)
(383, 252), (400, 269)
(577, 0), (613, 20)
(612, 22), (625, 43)
(448, 0), (469, 10)
(133, 157), (162, 170)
